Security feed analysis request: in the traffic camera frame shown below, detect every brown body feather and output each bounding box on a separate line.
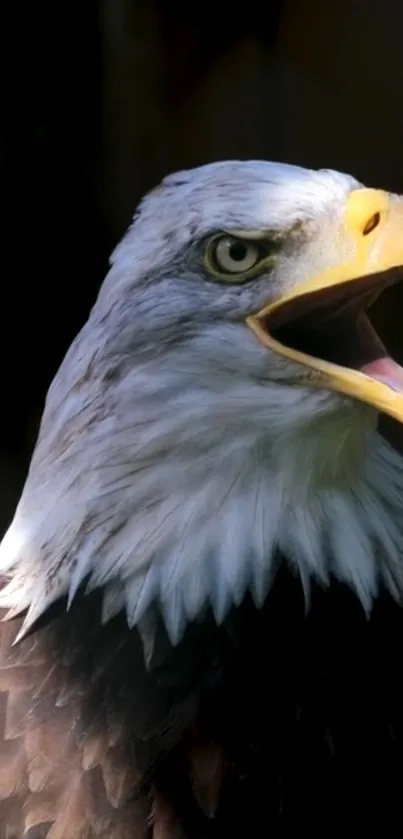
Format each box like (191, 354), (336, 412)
(1, 569), (403, 837)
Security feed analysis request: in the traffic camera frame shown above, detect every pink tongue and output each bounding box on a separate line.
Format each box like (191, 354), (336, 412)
(362, 357), (403, 393)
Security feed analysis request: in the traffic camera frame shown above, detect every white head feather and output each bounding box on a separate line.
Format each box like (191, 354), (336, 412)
(1, 160), (402, 645)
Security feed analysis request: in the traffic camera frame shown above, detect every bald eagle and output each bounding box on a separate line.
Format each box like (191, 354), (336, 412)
(1, 160), (403, 837)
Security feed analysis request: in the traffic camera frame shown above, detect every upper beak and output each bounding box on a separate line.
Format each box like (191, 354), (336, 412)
(246, 188), (403, 423)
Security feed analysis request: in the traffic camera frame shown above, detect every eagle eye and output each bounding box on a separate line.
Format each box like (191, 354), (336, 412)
(205, 234), (275, 282)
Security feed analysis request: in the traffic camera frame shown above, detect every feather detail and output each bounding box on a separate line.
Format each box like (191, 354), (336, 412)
(189, 741), (225, 819)
(101, 582), (126, 624)
(0, 736), (27, 799)
(0, 594), (163, 836)
(100, 744), (139, 808)
(4, 689), (32, 740)
(151, 793), (187, 839)
(24, 791), (59, 831)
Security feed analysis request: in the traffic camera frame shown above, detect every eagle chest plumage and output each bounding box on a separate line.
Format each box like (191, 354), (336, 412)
(1, 579), (403, 837)
(2, 160), (403, 837)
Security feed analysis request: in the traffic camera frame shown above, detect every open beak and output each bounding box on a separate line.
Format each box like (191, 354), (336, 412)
(247, 188), (403, 423)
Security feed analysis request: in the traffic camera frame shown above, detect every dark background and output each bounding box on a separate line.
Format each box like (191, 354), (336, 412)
(2, 0), (403, 528)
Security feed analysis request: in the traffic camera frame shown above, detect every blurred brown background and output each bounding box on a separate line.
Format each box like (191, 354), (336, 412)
(2, 0), (403, 529)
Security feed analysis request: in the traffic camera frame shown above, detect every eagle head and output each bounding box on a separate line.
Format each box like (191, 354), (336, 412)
(2, 160), (403, 644)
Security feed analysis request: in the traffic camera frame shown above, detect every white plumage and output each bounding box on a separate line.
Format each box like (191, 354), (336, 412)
(1, 159), (403, 649)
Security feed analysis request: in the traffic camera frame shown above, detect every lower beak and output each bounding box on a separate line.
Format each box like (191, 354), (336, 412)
(246, 188), (403, 423)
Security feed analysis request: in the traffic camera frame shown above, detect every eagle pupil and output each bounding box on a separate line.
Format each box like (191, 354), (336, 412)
(229, 242), (248, 262)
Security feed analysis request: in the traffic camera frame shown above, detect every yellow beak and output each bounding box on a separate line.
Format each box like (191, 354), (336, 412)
(247, 188), (403, 423)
